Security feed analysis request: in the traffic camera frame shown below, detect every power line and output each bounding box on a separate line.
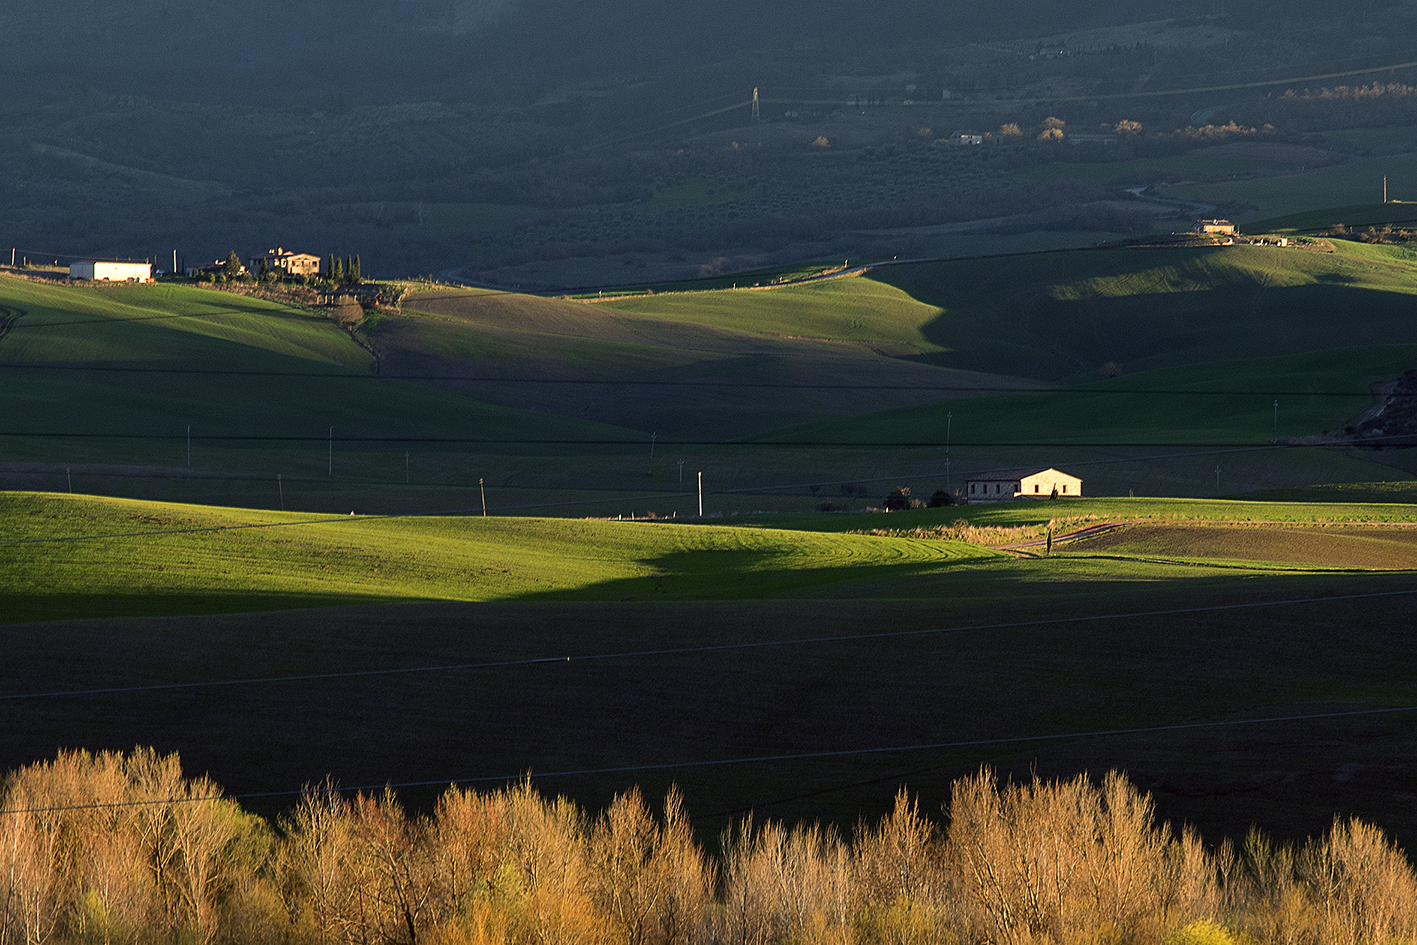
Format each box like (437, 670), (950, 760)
(4, 703), (1417, 817)
(4, 588), (1413, 702)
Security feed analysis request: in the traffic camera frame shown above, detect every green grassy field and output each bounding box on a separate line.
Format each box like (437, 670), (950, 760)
(8, 236), (1417, 518)
(0, 491), (999, 623)
(6, 488), (1417, 850)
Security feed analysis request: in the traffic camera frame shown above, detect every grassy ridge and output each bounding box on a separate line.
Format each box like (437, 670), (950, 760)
(0, 276), (645, 462)
(870, 242), (1417, 380)
(596, 276), (949, 355)
(0, 278), (367, 369)
(0, 492), (998, 623)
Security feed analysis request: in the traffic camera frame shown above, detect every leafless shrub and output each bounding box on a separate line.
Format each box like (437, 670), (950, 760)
(3, 753), (1416, 945)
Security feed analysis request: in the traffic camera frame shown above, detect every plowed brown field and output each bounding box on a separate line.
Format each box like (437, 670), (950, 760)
(1073, 523), (1417, 569)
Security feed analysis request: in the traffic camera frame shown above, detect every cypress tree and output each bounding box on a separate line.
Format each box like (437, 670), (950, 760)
(351, 255), (361, 283)
(332, 257), (344, 283)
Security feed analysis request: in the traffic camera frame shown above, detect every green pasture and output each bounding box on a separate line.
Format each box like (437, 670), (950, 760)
(6, 489), (1417, 626)
(0, 278), (365, 370)
(596, 276), (948, 354)
(870, 242), (1417, 379)
(8, 241), (1417, 511)
(0, 276), (642, 469)
(0, 492), (998, 623)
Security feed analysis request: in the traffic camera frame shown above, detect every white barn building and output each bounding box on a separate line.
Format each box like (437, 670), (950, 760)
(966, 467), (1082, 503)
(69, 260), (152, 282)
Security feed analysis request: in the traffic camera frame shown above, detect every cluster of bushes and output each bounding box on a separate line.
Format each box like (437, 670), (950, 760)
(3, 750), (1417, 945)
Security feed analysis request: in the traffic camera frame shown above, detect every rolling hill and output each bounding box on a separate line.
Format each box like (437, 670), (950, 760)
(6, 235), (1417, 514)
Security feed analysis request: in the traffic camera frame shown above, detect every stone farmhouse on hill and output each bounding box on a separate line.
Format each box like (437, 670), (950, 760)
(68, 260), (151, 282)
(249, 248), (322, 277)
(1193, 219), (1236, 235)
(966, 468), (1082, 503)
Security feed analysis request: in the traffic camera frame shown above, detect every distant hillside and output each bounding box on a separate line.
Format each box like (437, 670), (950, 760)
(8, 237), (1417, 512)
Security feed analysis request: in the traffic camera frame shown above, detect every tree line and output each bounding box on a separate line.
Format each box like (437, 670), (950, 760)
(1, 748), (1415, 945)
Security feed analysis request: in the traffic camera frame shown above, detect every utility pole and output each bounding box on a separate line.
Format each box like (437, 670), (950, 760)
(1384, 176), (1389, 203)
(946, 411), (953, 453)
(67, 468), (72, 493)
(649, 432), (656, 475)
(328, 427), (333, 475)
(677, 458), (685, 493)
(480, 478), (487, 516)
(752, 87), (760, 121)
(186, 423), (191, 466)
(1273, 399), (1278, 436)
(278, 474), (284, 510)
(405, 451), (410, 483)
(698, 471), (704, 517)
(1215, 466), (1221, 494)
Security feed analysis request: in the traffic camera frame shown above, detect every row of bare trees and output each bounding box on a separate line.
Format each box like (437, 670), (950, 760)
(3, 749), (1416, 945)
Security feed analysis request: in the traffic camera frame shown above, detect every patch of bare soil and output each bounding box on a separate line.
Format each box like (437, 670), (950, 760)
(1072, 523), (1417, 569)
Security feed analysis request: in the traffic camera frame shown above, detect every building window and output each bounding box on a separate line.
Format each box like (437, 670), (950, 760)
(1061, 484), (1067, 493)
(1034, 484), (1040, 493)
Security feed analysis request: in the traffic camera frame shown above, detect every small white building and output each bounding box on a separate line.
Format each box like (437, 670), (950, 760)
(69, 260), (152, 282)
(966, 468), (1082, 503)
